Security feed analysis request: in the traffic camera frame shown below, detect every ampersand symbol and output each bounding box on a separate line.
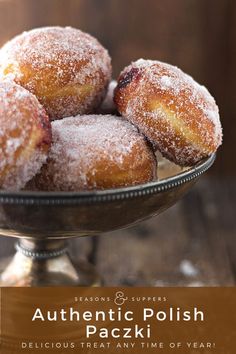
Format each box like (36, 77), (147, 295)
(114, 291), (128, 306)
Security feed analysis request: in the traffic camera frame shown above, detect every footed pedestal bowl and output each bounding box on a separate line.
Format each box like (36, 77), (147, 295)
(0, 154), (215, 286)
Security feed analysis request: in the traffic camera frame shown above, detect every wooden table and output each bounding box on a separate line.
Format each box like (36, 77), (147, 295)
(0, 177), (235, 286)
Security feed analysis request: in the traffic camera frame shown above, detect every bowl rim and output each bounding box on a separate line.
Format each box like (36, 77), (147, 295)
(0, 154), (215, 205)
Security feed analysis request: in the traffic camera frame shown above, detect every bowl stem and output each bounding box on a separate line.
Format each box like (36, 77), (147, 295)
(0, 238), (101, 286)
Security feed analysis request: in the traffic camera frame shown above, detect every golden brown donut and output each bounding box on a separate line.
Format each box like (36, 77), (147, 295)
(114, 59), (223, 166)
(0, 80), (51, 190)
(30, 115), (157, 191)
(0, 26), (112, 120)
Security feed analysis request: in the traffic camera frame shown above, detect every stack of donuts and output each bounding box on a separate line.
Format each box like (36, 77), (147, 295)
(0, 26), (222, 191)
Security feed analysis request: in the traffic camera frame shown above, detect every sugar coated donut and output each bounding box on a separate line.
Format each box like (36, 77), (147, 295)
(30, 115), (157, 191)
(114, 59), (222, 166)
(0, 80), (51, 190)
(0, 26), (112, 120)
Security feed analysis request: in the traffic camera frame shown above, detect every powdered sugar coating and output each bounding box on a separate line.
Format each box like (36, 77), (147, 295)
(31, 114), (157, 191)
(0, 80), (51, 190)
(97, 80), (118, 114)
(0, 26), (112, 119)
(114, 59), (223, 166)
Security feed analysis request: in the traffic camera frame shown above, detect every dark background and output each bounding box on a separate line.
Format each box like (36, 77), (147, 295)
(0, 0), (235, 285)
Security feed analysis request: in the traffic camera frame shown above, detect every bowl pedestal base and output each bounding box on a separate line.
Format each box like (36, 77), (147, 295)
(0, 239), (101, 287)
